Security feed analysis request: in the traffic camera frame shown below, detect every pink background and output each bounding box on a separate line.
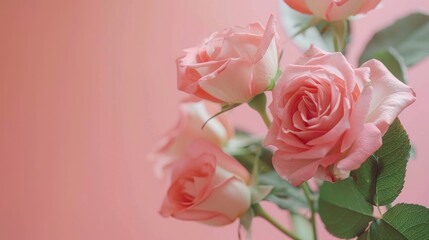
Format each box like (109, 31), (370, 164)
(1, 1), (429, 239)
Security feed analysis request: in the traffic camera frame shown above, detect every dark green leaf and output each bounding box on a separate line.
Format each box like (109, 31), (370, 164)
(352, 157), (378, 205)
(319, 179), (374, 238)
(356, 231), (369, 240)
(369, 204), (429, 240)
(352, 119), (410, 206)
(359, 13), (429, 67)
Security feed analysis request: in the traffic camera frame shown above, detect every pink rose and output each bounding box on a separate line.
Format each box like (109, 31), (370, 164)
(177, 16), (280, 104)
(265, 46), (415, 186)
(152, 98), (234, 176)
(284, 0), (381, 21)
(160, 141), (251, 226)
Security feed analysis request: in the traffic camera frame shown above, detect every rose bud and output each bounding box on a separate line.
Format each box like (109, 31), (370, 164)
(265, 45), (415, 186)
(160, 141), (251, 226)
(283, 0), (381, 21)
(177, 15), (280, 104)
(151, 98), (234, 177)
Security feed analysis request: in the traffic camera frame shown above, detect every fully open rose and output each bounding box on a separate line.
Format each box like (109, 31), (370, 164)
(177, 16), (280, 104)
(152, 98), (234, 177)
(160, 141), (251, 226)
(265, 46), (416, 186)
(283, 0), (381, 21)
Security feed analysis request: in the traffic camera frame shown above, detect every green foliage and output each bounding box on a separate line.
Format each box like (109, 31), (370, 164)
(369, 204), (429, 240)
(225, 130), (273, 174)
(356, 231), (369, 240)
(258, 171), (308, 214)
(239, 208), (254, 240)
(352, 119), (410, 206)
(360, 13), (429, 67)
(279, 3), (351, 53)
(240, 208), (254, 231)
(291, 213), (315, 240)
(319, 179), (374, 238)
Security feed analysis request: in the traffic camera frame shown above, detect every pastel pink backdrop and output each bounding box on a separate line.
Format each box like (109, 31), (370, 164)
(1, 1), (428, 239)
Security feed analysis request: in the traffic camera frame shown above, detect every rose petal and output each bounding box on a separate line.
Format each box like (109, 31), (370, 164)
(152, 100), (234, 177)
(284, 0), (312, 14)
(199, 58), (254, 103)
(177, 56), (225, 103)
(336, 123), (382, 170)
(252, 38), (278, 95)
(300, 46), (356, 96)
(187, 141), (250, 184)
(169, 209), (231, 226)
(341, 71), (373, 152)
(362, 59), (416, 134)
(273, 152), (321, 186)
(191, 176), (250, 225)
(359, 0), (382, 14)
(324, 0), (364, 21)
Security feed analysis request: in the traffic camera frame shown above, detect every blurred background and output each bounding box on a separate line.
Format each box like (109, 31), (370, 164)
(1, 0), (428, 239)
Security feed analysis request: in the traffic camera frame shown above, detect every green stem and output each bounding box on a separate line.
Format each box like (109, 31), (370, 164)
(253, 204), (300, 240)
(301, 182), (318, 240)
(259, 109), (272, 128)
(250, 146), (262, 186)
(291, 18), (322, 38)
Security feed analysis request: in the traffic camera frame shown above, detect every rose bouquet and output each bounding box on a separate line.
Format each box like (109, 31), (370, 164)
(152, 1), (429, 239)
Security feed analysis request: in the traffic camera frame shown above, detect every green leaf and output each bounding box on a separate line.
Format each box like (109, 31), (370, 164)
(359, 12), (429, 67)
(319, 179), (374, 238)
(259, 171), (308, 214)
(352, 119), (410, 206)
(369, 204), (429, 240)
(356, 231), (369, 240)
(352, 157), (378, 206)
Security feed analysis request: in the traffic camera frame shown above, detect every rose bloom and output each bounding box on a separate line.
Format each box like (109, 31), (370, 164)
(160, 141), (251, 226)
(265, 46), (415, 186)
(152, 98), (234, 177)
(177, 15), (280, 104)
(284, 0), (381, 21)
